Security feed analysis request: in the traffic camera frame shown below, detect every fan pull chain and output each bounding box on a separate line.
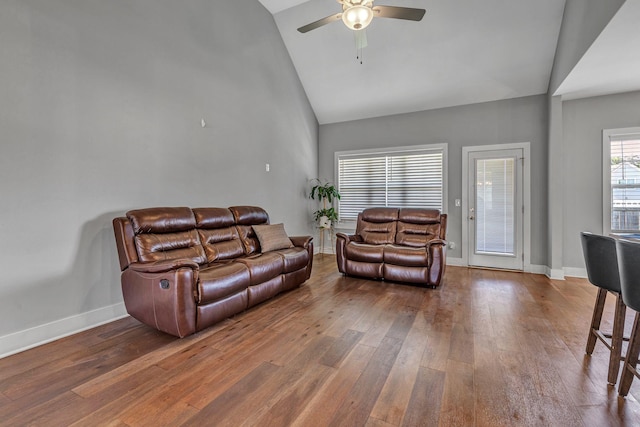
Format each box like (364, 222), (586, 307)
(354, 29), (366, 65)
(355, 40), (363, 64)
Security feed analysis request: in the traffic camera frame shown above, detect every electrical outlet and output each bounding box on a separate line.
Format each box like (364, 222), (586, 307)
(265, 163), (270, 172)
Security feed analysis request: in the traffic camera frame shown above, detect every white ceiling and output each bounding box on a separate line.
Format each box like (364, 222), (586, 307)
(259, 0), (638, 125)
(554, 0), (640, 100)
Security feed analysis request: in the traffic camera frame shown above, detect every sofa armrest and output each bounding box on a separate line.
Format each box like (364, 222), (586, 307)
(121, 264), (198, 337)
(127, 259), (200, 274)
(289, 235), (313, 249)
(336, 233), (362, 242)
(288, 235), (314, 280)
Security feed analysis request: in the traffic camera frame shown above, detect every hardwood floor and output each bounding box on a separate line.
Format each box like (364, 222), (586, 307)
(2, 255), (640, 426)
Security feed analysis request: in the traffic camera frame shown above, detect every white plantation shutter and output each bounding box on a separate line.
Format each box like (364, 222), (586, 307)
(338, 155), (387, 220)
(337, 146), (445, 222)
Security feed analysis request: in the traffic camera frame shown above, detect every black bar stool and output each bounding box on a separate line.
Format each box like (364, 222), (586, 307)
(580, 232), (626, 385)
(616, 238), (640, 396)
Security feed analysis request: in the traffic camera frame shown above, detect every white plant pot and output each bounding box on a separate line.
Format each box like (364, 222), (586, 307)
(318, 215), (332, 229)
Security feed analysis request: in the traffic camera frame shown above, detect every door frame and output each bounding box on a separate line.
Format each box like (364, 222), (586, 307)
(461, 143), (531, 271)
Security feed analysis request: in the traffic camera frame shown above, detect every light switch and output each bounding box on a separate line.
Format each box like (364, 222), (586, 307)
(265, 163), (270, 172)
(455, 199), (461, 207)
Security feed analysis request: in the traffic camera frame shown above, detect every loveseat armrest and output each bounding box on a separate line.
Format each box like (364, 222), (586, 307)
(127, 259), (200, 274)
(426, 239), (447, 287)
(290, 235), (313, 249)
(336, 232), (362, 273)
(426, 239), (447, 248)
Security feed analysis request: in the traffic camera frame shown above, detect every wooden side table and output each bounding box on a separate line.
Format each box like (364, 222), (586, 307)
(318, 226), (334, 254)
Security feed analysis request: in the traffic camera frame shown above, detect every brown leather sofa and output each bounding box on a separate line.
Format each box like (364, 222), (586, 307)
(336, 208), (447, 287)
(113, 206), (313, 337)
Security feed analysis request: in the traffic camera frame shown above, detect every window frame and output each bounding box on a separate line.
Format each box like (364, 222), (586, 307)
(602, 127), (640, 235)
(334, 143), (448, 227)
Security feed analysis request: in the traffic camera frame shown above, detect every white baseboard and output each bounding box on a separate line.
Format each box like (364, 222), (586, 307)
(526, 264), (548, 275)
(446, 257), (464, 266)
(448, 258), (547, 275)
(546, 267), (566, 280)
(0, 302), (128, 359)
(563, 267), (588, 278)
(317, 247), (335, 255)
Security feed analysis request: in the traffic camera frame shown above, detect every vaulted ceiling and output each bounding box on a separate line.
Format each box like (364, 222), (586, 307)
(259, 0), (640, 124)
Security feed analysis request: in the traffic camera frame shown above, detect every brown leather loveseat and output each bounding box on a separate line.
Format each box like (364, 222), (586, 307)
(336, 208), (447, 288)
(113, 206), (313, 337)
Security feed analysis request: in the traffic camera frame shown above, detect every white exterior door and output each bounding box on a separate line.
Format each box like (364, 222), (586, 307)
(467, 148), (524, 270)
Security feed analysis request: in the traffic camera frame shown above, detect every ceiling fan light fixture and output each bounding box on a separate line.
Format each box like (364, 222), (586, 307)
(341, 5), (374, 30)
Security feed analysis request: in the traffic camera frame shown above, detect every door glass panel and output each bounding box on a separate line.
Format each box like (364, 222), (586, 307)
(475, 158), (515, 255)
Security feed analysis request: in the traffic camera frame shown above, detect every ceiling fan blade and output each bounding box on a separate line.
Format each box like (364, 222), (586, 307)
(297, 13), (342, 33)
(372, 6), (426, 21)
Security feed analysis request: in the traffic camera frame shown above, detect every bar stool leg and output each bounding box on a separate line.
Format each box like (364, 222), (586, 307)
(587, 288), (607, 354)
(619, 312), (640, 396)
(608, 294), (626, 384)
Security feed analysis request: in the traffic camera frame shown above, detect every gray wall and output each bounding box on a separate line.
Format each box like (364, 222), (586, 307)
(319, 95), (548, 265)
(546, 0), (625, 276)
(562, 90), (640, 268)
(0, 1), (318, 340)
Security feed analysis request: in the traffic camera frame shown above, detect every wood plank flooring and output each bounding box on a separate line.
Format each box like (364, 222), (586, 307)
(2, 255), (640, 426)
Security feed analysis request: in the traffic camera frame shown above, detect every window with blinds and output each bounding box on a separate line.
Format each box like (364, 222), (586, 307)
(336, 145), (446, 222)
(609, 132), (640, 233)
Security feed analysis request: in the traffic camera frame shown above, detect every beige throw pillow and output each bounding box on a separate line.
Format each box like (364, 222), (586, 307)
(253, 223), (294, 252)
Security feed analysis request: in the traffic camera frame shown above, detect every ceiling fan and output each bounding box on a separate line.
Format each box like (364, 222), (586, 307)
(297, 0), (426, 33)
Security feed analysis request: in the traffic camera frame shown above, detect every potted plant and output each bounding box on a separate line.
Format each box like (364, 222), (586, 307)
(309, 179), (341, 229)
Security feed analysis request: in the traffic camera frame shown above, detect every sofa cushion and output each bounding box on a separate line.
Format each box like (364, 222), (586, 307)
(197, 228), (245, 262)
(359, 221), (397, 245)
(396, 208), (443, 247)
(345, 259), (383, 279)
(357, 208), (398, 245)
(127, 207), (196, 234)
(384, 244), (429, 267)
(361, 207), (399, 223)
(229, 206), (269, 225)
(275, 247), (310, 273)
(398, 208), (441, 224)
(197, 292), (248, 331)
(134, 229), (207, 264)
(383, 264), (429, 284)
(193, 207), (236, 228)
(235, 252), (284, 286)
(253, 223), (294, 252)
(198, 262), (250, 304)
(230, 206), (270, 255)
(247, 276), (283, 307)
(345, 242), (384, 263)
(193, 207), (244, 262)
(127, 207), (207, 265)
(395, 222), (441, 248)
